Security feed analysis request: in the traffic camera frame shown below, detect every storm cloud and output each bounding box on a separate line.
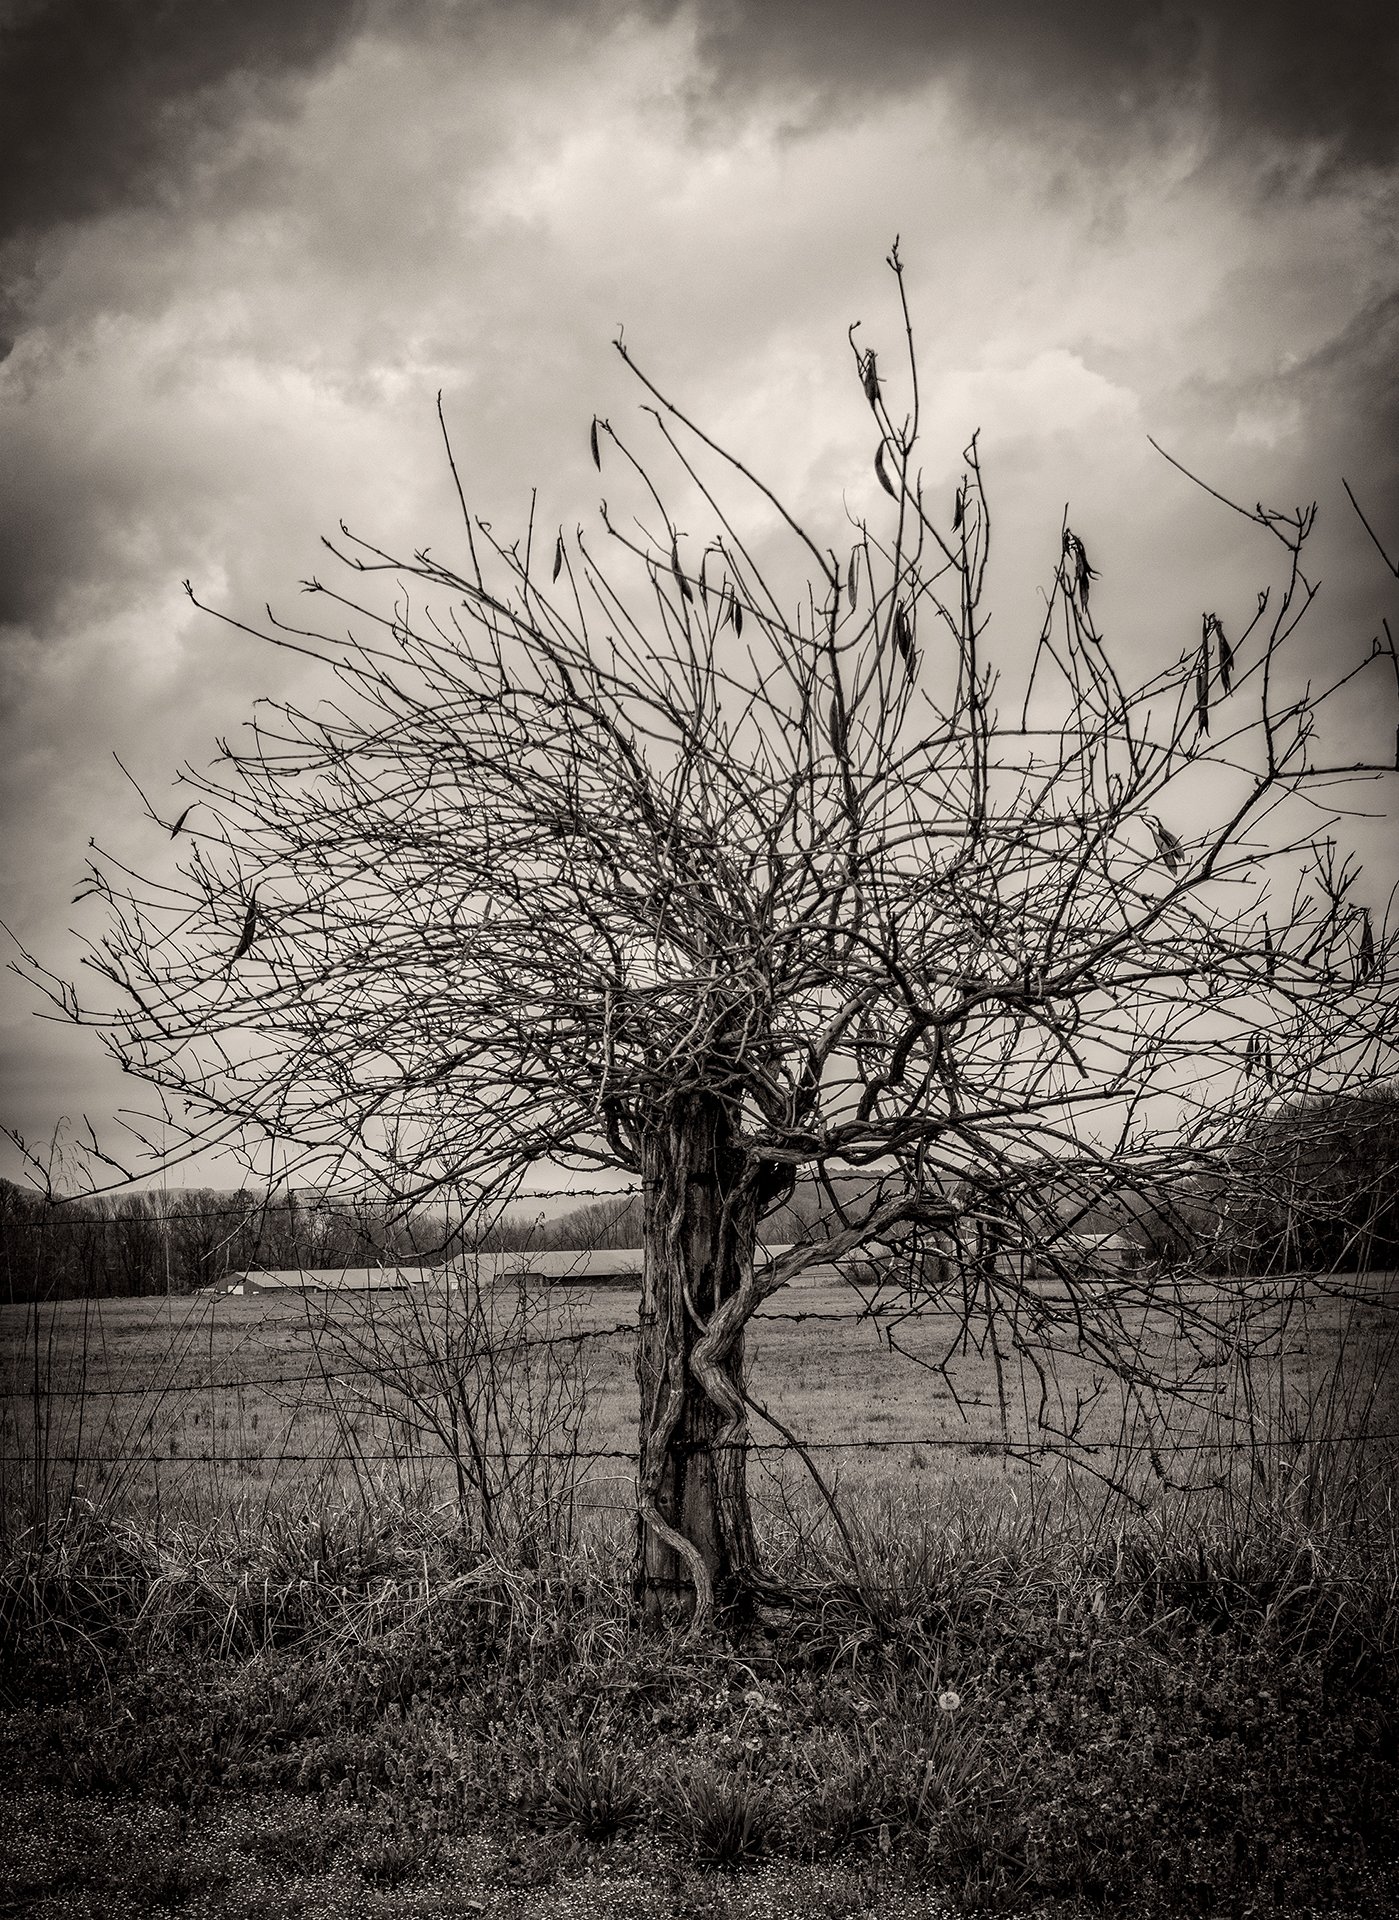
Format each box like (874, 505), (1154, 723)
(5, 0), (1393, 252)
(681, 0), (1399, 175)
(1, 0), (1396, 1183)
(0, 0), (369, 241)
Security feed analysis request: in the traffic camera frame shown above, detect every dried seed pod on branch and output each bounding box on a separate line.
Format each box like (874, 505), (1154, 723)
(20, 249), (1399, 1640)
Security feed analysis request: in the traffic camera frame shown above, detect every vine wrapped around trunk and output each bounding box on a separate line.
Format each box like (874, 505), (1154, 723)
(635, 1093), (757, 1627)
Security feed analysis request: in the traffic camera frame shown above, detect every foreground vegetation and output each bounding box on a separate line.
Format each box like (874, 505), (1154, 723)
(2, 1457), (1396, 1920)
(3, 1265), (1395, 1915)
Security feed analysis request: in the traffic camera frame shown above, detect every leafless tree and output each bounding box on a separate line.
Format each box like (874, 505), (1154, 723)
(17, 245), (1399, 1635)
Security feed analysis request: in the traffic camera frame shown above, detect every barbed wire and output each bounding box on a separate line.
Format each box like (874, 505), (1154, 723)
(4, 1168), (955, 1220)
(13, 1306), (930, 1398)
(9, 1259), (1392, 1522)
(4, 1186), (647, 1222)
(9, 1283), (1338, 1398)
(19, 1426), (1399, 1472)
(1, 1174), (907, 1228)
(14, 1273), (1395, 1401)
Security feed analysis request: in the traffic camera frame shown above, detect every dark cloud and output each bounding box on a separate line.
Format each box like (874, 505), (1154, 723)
(0, 0), (371, 248)
(1300, 286), (1399, 490)
(5, 0), (1392, 265)
(672, 0), (1399, 177)
(1285, 285), (1399, 583)
(0, 0), (1389, 331)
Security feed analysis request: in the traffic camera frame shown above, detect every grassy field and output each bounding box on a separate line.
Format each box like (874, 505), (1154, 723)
(2, 1268), (1396, 1917)
(3, 1264), (1395, 1534)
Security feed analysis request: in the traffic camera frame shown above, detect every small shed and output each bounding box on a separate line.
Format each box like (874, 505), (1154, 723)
(454, 1249), (644, 1288)
(1027, 1233), (1141, 1283)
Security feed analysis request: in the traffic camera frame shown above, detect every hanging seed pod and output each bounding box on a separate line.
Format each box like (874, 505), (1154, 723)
(1244, 1034), (1256, 1079)
(232, 889), (259, 961)
(1264, 1043), (1274, 1088)
(953, 486), (965, 532)
(875, 441), (897, 499)
(862, 349), (880, 409)
(1197, 656), (1210, 734)
(848, 550), (858, 609)
(1064, 529), (1098, 608)
(728, 589), (742, 638)
(1263, 919), (1275, 982)
(829, 696), (845, 759)
(1216, 619), (1234, 695)
(1145, 816), (1183, 875)
(169, 806), (193, 838)
(894, 602), (915, 672)
(552, 533), (564, 582)
(1359, 910), (1376, 981)
(558, 664), (575, 699)
(670, 539), (693, 603)
(1078, 548), (1095, 607)
(590, 418), (601, 470)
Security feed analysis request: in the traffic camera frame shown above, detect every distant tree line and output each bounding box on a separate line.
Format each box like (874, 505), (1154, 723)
(0, 1174), (826, 1302)
(5, 1087), (1393, 1301)
(1176, 1085), (1399, 1276)
(0, 1185), (446, 1303)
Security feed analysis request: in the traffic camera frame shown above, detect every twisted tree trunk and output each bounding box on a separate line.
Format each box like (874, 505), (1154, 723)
(635, 1092), (757, 1629)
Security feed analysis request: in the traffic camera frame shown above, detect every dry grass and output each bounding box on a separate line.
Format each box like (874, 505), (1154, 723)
(3, 1265), (1394, 1545)
(0, 1262), (1394, 1917)
(0, 1266), (1395, 1917)
(0, 1463), (1395, 1918)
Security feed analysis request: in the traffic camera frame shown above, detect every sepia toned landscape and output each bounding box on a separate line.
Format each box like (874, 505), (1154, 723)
(4, 3), (1399, 1913)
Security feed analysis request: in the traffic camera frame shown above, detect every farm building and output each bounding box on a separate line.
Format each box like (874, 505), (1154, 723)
(851, 1225), (1145, 1296)
(453, 1244), (843, 1288)
(455, 1249), (644, 1287)
(1033, 1232), (1141, 1276)
(202, 1266), (438, 1297)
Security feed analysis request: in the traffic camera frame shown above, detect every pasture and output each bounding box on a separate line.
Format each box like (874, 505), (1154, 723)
(3, 1262), (1394, 1537)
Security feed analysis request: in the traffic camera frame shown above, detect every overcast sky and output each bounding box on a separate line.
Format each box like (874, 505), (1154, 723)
(2, 0), (1397, 1191)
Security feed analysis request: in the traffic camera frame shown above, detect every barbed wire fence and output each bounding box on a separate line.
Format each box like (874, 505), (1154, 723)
(5, 1196), (1395, 1563)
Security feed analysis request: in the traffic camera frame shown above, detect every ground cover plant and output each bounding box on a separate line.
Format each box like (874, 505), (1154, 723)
(3, 1403), (1397, 1920)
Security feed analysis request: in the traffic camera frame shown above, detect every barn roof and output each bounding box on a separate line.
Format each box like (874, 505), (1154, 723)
(456, 1249), (645, 1285)
(452, 1244), (844, 1287)
(226, 1266), (437, 1292)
